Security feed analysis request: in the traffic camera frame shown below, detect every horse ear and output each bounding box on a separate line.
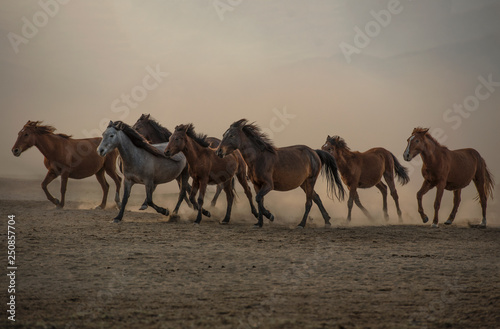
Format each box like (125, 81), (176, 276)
(423, 128), (429, 134)
(108, 120), (113, 127)
(145, 114), (150, 119)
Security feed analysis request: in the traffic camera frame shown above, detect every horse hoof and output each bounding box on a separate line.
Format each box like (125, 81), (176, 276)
(431, 223), (438, 228)
(169, 214), (180, 222)
(324, 223), (331, 228)
(296, 225), (304, 229)
(220, 221), (229, 225)
(94, 205), (105, 210)
(422, 216), (429, 224)
(444, 220), (452, 225)
(162, 209), (170, 216)
(112, 218), (122, 223)
(202, 210), (211, 217)
(139, 205), (148, 211)
(253, 223), (262, 229)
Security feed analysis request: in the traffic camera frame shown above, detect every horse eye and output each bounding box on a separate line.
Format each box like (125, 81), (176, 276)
(24, 133), (28, 137)
(110, 134), (115, 138)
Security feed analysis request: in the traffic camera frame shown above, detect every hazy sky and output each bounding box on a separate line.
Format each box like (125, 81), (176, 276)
(1, 0), (499, 190)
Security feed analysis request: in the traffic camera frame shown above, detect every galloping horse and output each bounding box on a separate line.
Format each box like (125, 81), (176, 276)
(11, 121), (121, 209)
(216, 119), (345, 228)
(322, 136), (409, 222)
(98, 121), (191, 222)
(164, 123), (258, 224)
(132, 114), (224, 207)
(403, 127), (494, 227)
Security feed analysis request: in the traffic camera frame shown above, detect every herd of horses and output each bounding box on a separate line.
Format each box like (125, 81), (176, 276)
(11, 115), (494, 228)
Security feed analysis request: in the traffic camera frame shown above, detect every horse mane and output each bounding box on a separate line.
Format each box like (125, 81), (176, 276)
(232, 119), (276, 154)
(412, 127), (448, 149)
(176, 124), (210, 148)
(326, 135), (350, 151)
(109, 121), (166, 157)
(138, 114), (172, 141)
(24, 121), (72, 138)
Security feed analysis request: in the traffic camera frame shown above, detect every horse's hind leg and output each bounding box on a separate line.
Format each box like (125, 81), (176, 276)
(375, 181), (389, 221)
(145, 183), (170, 217)
(211, 184), (223, 207)
(298, 180), (314, 228)
(236, 170), (258, 218)
(58, 171), (70, 208)
(350, 186), (372, 220)
(473, 176), (488, 227)
(385, 173), (403, 222)
(220, 180), (235, 224)
(95, 168), (109, 209)
(139, 186), (156, 211)
(41, 170), (60, 206)
(312, 191), (331, 227)
(445, 189), (461, 225)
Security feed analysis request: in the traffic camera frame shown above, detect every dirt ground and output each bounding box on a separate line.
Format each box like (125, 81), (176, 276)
(1, 178), (499, 329)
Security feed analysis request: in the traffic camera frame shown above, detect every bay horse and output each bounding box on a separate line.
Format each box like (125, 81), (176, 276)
(322, 136), (409, 222)
(216, 119), (345, 228)
(97, 121), (192, 222)
(164, 123), (258, 224)
(132, 113), (224, 208)
(403, 127), (494, 227)
(11, 121), (121, 209)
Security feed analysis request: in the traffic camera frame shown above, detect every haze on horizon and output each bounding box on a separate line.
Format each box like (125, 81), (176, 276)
(1, 0), (499, 221)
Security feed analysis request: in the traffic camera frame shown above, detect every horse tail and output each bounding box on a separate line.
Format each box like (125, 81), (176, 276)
(390, 153), (410, 185)
(315, 150), (345, 201)
(484, 161), (495, 200)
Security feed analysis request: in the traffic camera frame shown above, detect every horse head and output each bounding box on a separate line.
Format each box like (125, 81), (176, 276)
(403, 127), (429, 161)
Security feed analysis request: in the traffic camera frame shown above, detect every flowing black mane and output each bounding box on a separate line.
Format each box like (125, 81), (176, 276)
(326, 135), (350, 151)
(176, 124), (210, 148)
(135, 114), (172, 141)
(231, 119), (276, 154)
(109, 121), (166, 157)
(24, 121), (72, 139)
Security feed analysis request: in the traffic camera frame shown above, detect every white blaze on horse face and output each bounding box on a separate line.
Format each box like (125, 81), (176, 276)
(404, 135), (415, 160)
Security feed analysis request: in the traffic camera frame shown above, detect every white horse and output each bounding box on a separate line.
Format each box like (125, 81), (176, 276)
(97, 121), (190, 222)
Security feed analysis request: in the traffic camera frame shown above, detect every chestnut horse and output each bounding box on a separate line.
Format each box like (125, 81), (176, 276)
(164, 123), (258, 224)
(11, 121), (121, 208)
(132, 114), (224, 207)
(216, 119), (345, 228)
(322, 136), (409, 222)
(403, 127), (494, 227)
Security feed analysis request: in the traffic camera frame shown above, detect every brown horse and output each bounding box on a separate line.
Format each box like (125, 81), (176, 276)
(322, 136), (409, 222)
(164, 123), (258, 224)
(216, 119), (345, 228)
(403, 127), (494, 227)
(11, 121), (121, 208)
(133, 114), (224, 207)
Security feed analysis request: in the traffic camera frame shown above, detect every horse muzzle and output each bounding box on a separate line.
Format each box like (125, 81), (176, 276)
(215, 149), (225, 158)
(97, 148), (107, 157)
(403, 153), (412, 161)
(164, 150), (171, 158)
(11, 148), (21, 157)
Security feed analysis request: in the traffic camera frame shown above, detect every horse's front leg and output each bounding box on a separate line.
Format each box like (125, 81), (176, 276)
(139, 185), (156, 210)
(431, 183), (446, 227)
(220, 180), (235, 224)
(416, 181), (432, 223)
(58, 171), (70, 208)
(41, 170), (59, 206)
(445, 189), (461, 225)
(114, 179), (133, 223)
(255, 184), (273, 228)
(194, 179), (208, 224)
(145, 183), (169, 216)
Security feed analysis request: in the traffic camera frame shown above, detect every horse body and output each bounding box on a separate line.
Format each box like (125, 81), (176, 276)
(12, 121), (121, 209)
(164, 124), (258, 224)
(404, 127), (494, 227)
(98, 121), (189, 222)
(217, 119), (345, 228)
(323, 136), (409, 222)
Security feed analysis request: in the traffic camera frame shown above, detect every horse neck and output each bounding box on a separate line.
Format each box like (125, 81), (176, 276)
(115, 131), (141, 165)
(333, 147), (352, 169)
(182, 137), (205, 166)
(237, 134), (270, 168)
(148, 128), (166, 144)
(34, 133), (64, 160)
(419, 137), (443, 165)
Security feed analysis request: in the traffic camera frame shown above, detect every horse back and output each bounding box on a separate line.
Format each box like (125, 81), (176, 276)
(271, 145), (318, 191)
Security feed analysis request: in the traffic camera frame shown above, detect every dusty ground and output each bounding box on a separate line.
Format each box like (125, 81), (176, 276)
(1, 178), (499, 329)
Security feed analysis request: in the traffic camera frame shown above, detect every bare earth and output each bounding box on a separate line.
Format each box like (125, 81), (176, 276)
(1, 179), (499, 329)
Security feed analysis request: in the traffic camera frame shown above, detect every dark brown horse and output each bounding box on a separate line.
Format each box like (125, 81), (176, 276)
(216, 119), (345, 228)
(133, 114), (224, 207)
(12, 121), (121, 208)
(164, 124), (258, 224)
(403, 127), (494, 227)
(322, 136), (409, 222)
